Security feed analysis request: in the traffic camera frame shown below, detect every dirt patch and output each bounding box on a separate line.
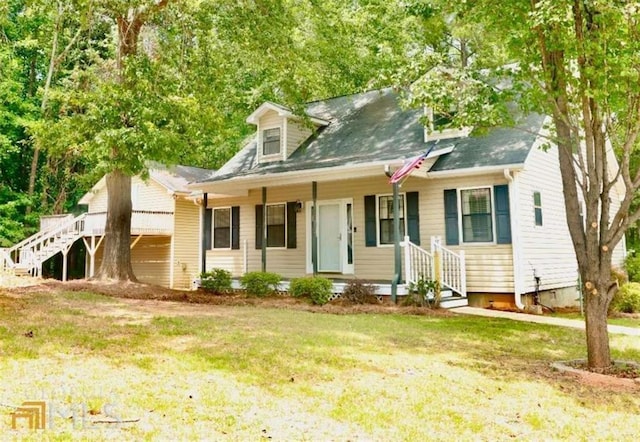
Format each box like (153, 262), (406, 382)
(5, 279), (454, 317)
(551, 360), (640, 391)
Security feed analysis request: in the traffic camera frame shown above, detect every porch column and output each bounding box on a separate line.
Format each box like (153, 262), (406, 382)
(261, 187), (267, 272)
(312, 181), (318, 275)
(201, 193), (208, 274)
(391, 181), (401, 303)
(62, 249), (69, 282)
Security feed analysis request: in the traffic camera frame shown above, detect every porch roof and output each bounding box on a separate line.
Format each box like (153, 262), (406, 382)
(193, 89), (546, 190)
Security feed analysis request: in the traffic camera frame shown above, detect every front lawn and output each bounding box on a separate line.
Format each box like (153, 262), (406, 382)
(550, 310), (640, 329)
(1, 289), (639, 440)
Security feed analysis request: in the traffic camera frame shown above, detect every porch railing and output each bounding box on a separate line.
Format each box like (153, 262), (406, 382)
(402, 235), (466, 297)
(83, 211), (174, 235)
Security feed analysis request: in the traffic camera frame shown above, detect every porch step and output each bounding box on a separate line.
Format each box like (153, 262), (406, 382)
(439, 296), (469, 309)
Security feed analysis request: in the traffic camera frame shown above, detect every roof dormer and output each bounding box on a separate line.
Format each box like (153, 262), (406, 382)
(423, 106), (472, 142)
(247, 102), (330, 164)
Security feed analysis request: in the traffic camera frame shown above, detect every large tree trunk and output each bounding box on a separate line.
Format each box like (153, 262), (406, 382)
(584, 281), (612, 370)
(96, 169), (137, 281)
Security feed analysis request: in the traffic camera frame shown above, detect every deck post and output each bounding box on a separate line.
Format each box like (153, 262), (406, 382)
(62, 249), (68, 282)
(261, 187), (267, 272)
(89, 236), (95, 277)
(312, 181), (318, 275)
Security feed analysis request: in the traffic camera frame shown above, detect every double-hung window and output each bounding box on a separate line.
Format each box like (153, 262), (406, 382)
(378, 195), (405, 245)
(262, 127), (281, 156)
(266, 203), (286, 247)
(533, 191), (543, 226)
(213, 208), (231, 249)
(461, 188), (493, 242)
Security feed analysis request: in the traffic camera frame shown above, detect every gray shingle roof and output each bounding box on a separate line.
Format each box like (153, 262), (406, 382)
(150, 164), (216, 193)
(201, 89), (545, 183)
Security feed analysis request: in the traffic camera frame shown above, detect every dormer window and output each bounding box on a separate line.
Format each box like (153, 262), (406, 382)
(424, 107), (470, 142)
(263, 128), (281, 156)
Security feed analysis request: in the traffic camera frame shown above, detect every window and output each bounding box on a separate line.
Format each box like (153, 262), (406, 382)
(266, 203), (286, 247)
(433, 110), (457, 131)
(213, 208), (231, 249)
(262, 127), (281, 156)
(533, 192), (543, 226)
(378, 195), (405, 245)
(461, 188), (493, 242)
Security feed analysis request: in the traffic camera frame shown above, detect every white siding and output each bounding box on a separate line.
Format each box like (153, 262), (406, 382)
(516, 144), (578, 294)
(286, 119), (313, 158)
(172, 197), (200, 289)
(87, 176), (174, 213)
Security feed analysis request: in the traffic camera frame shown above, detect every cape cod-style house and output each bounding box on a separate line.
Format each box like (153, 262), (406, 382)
(190, 88), (626, 308)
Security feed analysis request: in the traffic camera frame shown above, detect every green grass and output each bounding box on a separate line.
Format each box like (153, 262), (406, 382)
(551, 311), (640, 328)
(0, 290), (639, 440)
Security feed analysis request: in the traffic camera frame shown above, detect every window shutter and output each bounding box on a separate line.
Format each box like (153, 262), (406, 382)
(204, 208), (212, 250)
(255, 205), (263, 249)
(406, 191), (420, 245)
(494, 185), (512, 244)
(364, 195), (377, 247)
(443, 189), (459, 245)
(231, 206), (240, 250)
(286, 202), (297, 249)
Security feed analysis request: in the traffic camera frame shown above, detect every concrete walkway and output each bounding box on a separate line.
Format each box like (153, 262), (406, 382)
(452, 306), (640, 336)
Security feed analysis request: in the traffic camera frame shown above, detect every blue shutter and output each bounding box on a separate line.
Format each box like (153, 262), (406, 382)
(494, 185), (512, 244)
(406, 191), (420, 245)
(443, 189), (459, 245)
(231, 206), (240, 250)
(364, 195), (377, 247)
(204, 209), (212, 250)
(286, 202), (297, 249)
(255, 205), (263, 249)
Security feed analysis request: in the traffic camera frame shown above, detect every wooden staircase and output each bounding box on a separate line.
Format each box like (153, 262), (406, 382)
(1, 213), (87, 279)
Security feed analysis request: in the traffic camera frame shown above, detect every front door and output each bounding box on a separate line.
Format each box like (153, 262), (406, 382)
(318, 203), (341, 272)
(307, 199), (354, 274)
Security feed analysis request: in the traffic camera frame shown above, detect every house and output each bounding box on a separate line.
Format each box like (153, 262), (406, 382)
(1, 164), (213, 290)
(189, 88), (626, 308)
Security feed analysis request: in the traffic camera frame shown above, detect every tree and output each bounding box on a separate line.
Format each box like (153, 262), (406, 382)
(398, 0), (640, 371)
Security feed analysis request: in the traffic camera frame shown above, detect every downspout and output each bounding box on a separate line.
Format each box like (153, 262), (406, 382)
(385, 166), (401, 304)
(504, 169), (525, 309)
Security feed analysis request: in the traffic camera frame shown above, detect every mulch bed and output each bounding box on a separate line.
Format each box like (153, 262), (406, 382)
(3, 279), (454, 317)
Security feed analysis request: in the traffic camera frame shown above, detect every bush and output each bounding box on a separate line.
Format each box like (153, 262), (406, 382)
(199, 269), (232, 294)
(624, 252), (640, 282)
(405, 277), (441, 308)
(289, 276), (333, 305)
(341, 279), (378, 304)
(240, 271), (281, 297)
(611, 282), (640, 313)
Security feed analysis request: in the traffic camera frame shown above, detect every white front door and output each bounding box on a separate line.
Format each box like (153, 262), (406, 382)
(318, 203), (341, 272)
(307, 199), (354, 274)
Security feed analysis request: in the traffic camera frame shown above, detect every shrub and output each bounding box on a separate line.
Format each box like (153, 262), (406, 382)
(625, 252), (640, 282)
(199, 269), (232, 294)
(610, 282), (640, 313)
(341, 279), (378, 304)
(405, 277), (441, 308)
(289, 276), (333, 305)
(240, 271), (281, 297)
(611, 267), (629, 286)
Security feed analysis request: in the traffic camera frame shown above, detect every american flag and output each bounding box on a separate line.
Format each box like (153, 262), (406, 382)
(388, 148), (433, 184)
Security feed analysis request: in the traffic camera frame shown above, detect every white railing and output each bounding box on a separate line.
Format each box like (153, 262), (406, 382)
(11, 213), (87, 276)
(402, 235), (467, 297)
(403, 237), (434, 285)
(431, 236), (466, 297)
(40, 214), (74, 232)
(84, 211), (174, 235)
(1, 248), (15, 271)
